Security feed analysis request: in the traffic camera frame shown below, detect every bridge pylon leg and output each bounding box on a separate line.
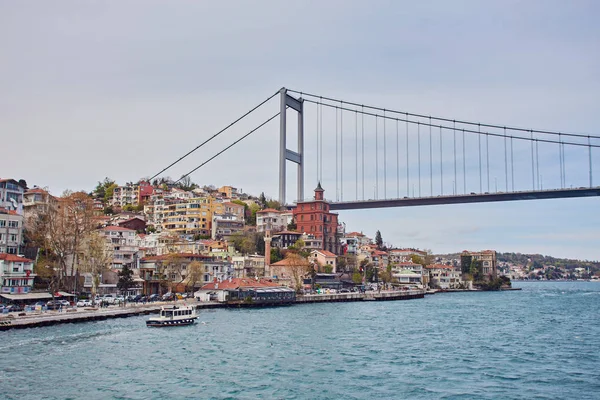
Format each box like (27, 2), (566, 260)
(279, 87), (304, 205)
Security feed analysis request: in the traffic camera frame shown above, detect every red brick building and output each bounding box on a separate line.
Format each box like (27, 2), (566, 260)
(292, 183), (340, 254)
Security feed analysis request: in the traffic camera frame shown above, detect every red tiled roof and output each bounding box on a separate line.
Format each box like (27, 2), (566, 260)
(0, 254), (33, 263)
(425, 264), (454, 270)
(101, 226), (135, 232)
(256, 208), (282, 214)
(273, 230), (301, 236)
(25, 188), (48, 194)
(270, 257), (310, 267)
(141, 253), (212, 262)
(312, 249), (337, 257)
(200, 278), (280, 290)
(345, 232), (365, 237)
(118, 217), (146, 225)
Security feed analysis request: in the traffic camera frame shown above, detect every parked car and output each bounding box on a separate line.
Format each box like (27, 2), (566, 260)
(162, 292), (174, 301)
(148, 294), (160, 302)
(4, 304), (23, 312)
(100, 294), (116, 304)
(46, 300), (62, 310)
(58, 300), (71, 307)
(77, 299), (92, 307)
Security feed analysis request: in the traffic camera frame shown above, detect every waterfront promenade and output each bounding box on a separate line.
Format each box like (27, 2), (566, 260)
(0, 290), (424, 331)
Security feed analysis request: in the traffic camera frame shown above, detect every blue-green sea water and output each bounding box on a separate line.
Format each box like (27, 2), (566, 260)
(1, 281), (599, 399)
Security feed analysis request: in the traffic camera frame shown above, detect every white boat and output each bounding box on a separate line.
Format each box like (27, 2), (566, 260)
(146, 305), (197, 327)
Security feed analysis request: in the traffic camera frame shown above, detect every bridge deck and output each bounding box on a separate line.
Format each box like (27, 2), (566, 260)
(329, 187), (600, 210)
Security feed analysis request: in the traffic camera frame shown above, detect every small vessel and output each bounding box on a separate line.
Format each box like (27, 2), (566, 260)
(146, 305), (197, 327)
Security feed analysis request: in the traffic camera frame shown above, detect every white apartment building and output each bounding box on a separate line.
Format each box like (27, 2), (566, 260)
(0, 253), (36, 295)
(388, 248), (428, 264)
(256, 209), (291, 233)
(0, 208), (23, 255)
(111, 185), (137, 208)
(232, 254), (265, 278)
(212, 213), (244, 240)
(426, 264), (463, 289)
(0, 178), (25, 215)
(100, 226), (139, 269)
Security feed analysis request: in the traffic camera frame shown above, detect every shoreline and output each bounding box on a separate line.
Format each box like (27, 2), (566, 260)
(0, 289), (475, 331)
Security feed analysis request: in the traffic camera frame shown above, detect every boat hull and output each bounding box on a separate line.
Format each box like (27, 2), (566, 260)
(146, 317), (197, 327)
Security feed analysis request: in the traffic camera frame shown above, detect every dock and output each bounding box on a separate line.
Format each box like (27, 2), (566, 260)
(296, 290), (424, 303)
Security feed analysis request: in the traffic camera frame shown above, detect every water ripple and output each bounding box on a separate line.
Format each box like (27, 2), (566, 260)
(1, 282), (600, 399)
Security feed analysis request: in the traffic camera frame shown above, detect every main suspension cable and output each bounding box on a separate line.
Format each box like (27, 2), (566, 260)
(289, 89), (599, 139)
(150, 90), (279, 181)
(302, 99), (600, 148)
(175, 112), (280, 183)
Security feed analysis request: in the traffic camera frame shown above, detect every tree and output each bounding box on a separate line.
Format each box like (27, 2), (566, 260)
(288, 239), (306, 253)
(230, 232), (257, 255)
(104, 183), (118, 205)
(162, 253), (186, 293)
(352, 271), (363, 284)
(460, 254), (473, 274)
(186, 261), (204, 293)
(469, 259), (483, 281)
(258, 192), (267, 208)
(177, 175), (197, 191)
(80, 231), (113, 304)
(361, 259), (375, 282)
(270, 248), (283, 264)
(265, 199), (282, 210)
(375, 230), (383, 250)
(248, 203), (260, 226)
(411, 254), (425, 266)
(422, 249), (434, 266)
(44, 191), (96, 290)
(287, 218), (297, 231)
(284, 252), (311, 293)
(94, 177), (115, 203)
(379, 264), (393, 289)
(117, 265), (135, 302)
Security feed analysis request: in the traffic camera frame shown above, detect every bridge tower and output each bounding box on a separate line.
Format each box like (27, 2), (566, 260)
(279, 88), (304, 205)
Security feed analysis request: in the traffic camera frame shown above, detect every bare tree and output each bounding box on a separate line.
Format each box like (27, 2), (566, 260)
(284, 253), (310, 293)
(185, 260), (204, 294)
(45, 192), (96, 290)
(80, 231), (113, 304)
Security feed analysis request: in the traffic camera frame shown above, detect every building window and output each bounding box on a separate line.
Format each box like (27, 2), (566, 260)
(8, 221), (18, 228)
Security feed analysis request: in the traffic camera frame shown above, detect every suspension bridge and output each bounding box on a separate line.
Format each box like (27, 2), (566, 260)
(150, 87), (600, 210)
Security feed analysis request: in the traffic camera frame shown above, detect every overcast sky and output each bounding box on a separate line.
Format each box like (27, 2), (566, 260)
(2, 1), (599, 260)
